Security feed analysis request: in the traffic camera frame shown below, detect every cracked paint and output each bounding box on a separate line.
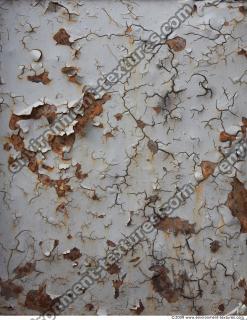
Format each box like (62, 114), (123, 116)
(0, 0), (247, 316)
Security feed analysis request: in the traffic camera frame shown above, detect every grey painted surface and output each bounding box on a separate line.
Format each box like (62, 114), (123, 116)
(0, 0), (247, 315)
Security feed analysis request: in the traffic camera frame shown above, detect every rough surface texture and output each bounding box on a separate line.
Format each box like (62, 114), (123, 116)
(0, 0), (247, 316)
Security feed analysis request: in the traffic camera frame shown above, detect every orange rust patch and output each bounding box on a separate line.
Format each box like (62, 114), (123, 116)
(25, 284), (59, 312)
(74, 92), (111, 135)
(75, 163), (88, 180)
(9, 134), (24, 151)
(239, 6), (247, 15)
(27, 72), (51, 85)
(61, 66), (78, 74)
(38, 174), (72, 197)
(147, 139), (158, 155)
(152, 106), (161, 114)
(238, 49), (247, 58)
(49, 133), (75, 156)
(130, 300), (145, 314)
(3, 142), (11, 151)
(125, 25), (132, 34)
(8, 134), (38, 173)
(14, 262), (36, 278)
(166, 36), (186, 52)
(54, 179), (72, 197)
(136, 119), (146, 129)
(210, 240), (220, 253)
(200, 161), (217, 179)
(107, 263), (120, 275)
(104, 131), (114, 139)
(68, 75), (81, 85)
(219, 131), (236, 142)
(106, 240), (116, 247)
(0, 279), (23, 300)
(85, 303), (94, 311)
(9, 104), (57, 129)
(151, 265), (182, 302)
(114, 113), (123, 121)
(53, 28), (71, 46)
(112, 279), (123, 299)
(63, 247), (82, 261)
(227, 177), (247, 233)
(155, 216), (195, 236)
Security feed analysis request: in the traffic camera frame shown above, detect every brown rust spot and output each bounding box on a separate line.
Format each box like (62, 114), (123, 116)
(136, 119), (146, 129)
(49, 133), (75, 156)
(74, 92), (111, 135)
(9, 104), (57, 130)
(75, 163), (88, 180)
(68, 75), (82, 85)
(85, 303), (94, 311)
(104, 131), (114, 139)
(238, 49), (247, 58)
(200, 160), (217, 179)
(218, 304), (225, 312)
(53, 28), (71, 46)
(41, 163), (54, 171)
(3, 142), (11, 151)
(38, 174), (72, 197)
(9, 134), (24, 152)
(14, 262), (36, 278)
(61, 66), (78, 74)
(56, 202), (68, 216)
(112, 279), (123, 299)
(210, 240), (220, 253)
(25, 284), (59, 312)
(151, 265), (182, 303)
(147, 139), (158, 155)
(107, 263), (120, 275)
(106, 240), (116, 247)
(239, 6), (247, 15)
(166, 36), (186, 52)
(63, 247), (82, 261)
(227, 177), (247, 233)
(114, 113), (123, 121)
(27, 72), (51, 85)
(54, 179), (72, 197)
(130, 299), (145, 315)
(155, 216), (195, 236)
(219, 131), (236, 142)
(8, 134), (38, 173)
(0, 279), (23, 300)
(152, 106), (161, 114)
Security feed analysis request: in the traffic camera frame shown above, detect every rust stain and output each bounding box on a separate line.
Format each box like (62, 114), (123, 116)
(166, 36), (186, 52)
(227, 177), (247, 233)
(14, 262), (36, 278)
(53, 28), (71, 46)
(9, 105), (57, 130)
(112, 279), (123, 299)
(74, 92), (111, 135)
(25, 284), (59, 312)
(210, 240), (220, 253)
(130, 299), (145, 314)
(150, 265), (182, 303)
(27, 72), (51, 85)
(219, 131), (236, 142)
(63, 247), (82, 261)
(0, 279), (23, 300)
(200, 161), (217, 179)
(155, 216), (195, 236)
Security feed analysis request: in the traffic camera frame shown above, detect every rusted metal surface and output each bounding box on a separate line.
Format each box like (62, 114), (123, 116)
(0, 0), (247, 316)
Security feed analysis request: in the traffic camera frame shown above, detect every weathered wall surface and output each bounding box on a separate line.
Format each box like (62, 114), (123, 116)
(0, 0), (247, 316)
